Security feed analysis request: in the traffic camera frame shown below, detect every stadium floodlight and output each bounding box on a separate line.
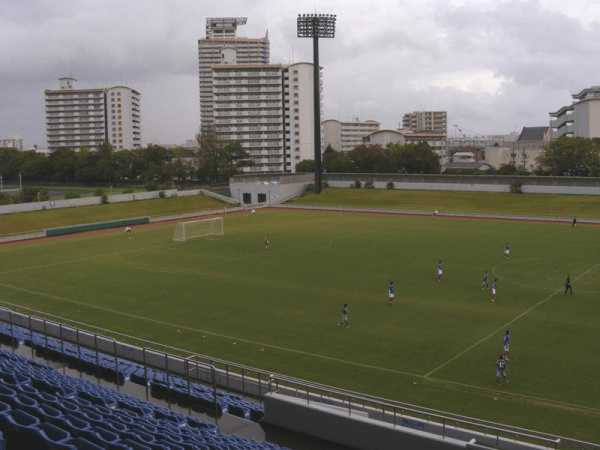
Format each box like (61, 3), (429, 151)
(297, 13), (337, 194)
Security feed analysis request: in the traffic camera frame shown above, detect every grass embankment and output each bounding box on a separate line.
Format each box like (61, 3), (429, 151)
(0, 194), (229, 236)
(292, 189), (600, 218)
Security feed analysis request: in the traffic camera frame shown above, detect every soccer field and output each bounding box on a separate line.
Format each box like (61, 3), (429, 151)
(1, 208), (599, 442)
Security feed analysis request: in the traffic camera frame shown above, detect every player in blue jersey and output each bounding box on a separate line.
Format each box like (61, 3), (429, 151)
(436, 261), (443, 281)
(504, 243), (510, 259)
(490, 278), (498, 302)
(502, 330), (511, 360)
(388, 281), (395, 305)
(496, 354), (508, 385)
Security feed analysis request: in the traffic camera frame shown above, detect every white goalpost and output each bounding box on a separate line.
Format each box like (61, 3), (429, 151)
(173, 217), (223, 242)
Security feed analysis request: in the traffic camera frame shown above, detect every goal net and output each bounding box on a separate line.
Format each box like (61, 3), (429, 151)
(173, 217), (223, 242)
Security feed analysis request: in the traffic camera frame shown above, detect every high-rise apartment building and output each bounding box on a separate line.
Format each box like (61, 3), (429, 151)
(198, 18), (270, 129)
(44, 77), (141, 151)
(402, 111), (447, 135)
(550, 86), (600, 139)
(200, 18), (320, 173)
(212, 62), (320, 172)
(0, 136), (24, 150)
(322, 119), (380, 153)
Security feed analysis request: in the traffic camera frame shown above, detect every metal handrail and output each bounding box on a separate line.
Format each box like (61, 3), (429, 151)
(0, 301), (597, 449)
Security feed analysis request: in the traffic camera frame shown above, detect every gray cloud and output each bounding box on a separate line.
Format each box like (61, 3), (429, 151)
(1, 0), (599, 147)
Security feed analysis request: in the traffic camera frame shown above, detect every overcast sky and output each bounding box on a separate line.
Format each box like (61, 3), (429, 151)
(2, 0), (600, 148)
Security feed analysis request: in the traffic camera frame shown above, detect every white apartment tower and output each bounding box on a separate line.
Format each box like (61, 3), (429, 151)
(201, 18), (320, 173)
(198, 18), (270, 129)
(402, 111), (447, 135)
(44, 77), (141, 151)
(211, 62), (321, 172)
(322, 119), (381, 153)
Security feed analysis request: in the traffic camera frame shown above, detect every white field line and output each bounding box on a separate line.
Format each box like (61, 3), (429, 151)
(425, 262), (600, 378)
(1, 279), (599, 415)
(0, 282), (421, 379)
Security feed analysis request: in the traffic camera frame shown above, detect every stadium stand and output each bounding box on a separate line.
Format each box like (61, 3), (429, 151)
(0, 321), (264, 423)
(0, 346), (284, 449)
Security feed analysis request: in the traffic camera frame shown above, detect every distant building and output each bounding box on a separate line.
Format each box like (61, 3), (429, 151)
(199, 18), (320, 173)
(484, 126), (549, 171)
(402, 111), (447, 135)
(322, 119), (380, 153)
(44, 77), (141, 151)
(550, 86), (600, 139)
(361, 129), (447, 163)
(0, 136), (23, 150)
(198, 18), (270, 130)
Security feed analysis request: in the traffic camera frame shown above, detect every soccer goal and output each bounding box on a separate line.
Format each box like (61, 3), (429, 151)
(173, 217), (223, 242)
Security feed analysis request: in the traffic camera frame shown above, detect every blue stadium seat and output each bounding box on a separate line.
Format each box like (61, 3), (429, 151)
(0, 408), (41, 449)
(31, 421), (75, 449)
(0, 384), (17, 406)
(69, 436), (105, 450)
(0, 400), (10, 418)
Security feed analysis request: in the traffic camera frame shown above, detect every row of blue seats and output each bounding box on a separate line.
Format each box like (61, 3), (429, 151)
(0, 322), (264, 421)
(0, 348), (285, 449)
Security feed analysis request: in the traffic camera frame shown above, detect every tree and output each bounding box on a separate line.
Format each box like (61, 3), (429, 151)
(196, 126), (224, 184)
(387, 142), (441, 174)
(0, 148), (21, 180)
(47, 147), (77, 182)
(19, 151), (48, 181)
(540, 137), (600, 176)
(322, 145), (355, 173)
(295, 159), (315, 173)
(346, 144), (385, 173)
(221, 142), (253, 179)
(17, 186), (49, 203)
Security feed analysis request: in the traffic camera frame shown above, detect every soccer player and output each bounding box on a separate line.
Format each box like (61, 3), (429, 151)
(565, 274), (573, 295)
(502, 330), (511, 360)
(496, 354), (508, 385)
(482, 271), (489, 291)
(264, 234), (269, 250)
(338, 304), (349, 328)
(490, 279), (498, 302)
(125, 225), (132, 235)
(504, 243), (510, 259)
(388, 281), (395, 305)
(572, 217), (577, 228)
(251, 209), (256, 216)
(437, 261), (443, 281)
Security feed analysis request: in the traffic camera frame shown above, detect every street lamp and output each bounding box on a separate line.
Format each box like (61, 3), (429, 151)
(297, 13), (336, 194)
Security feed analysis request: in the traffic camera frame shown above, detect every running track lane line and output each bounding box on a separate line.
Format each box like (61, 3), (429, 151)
(424, 262), (600, 378)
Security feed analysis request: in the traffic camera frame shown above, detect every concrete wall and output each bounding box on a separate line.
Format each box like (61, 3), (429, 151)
(263, 393), (552, 450)
(324, 173), (600, 195)
(230, 173), (314, 204)
(0, 188), (239, 216)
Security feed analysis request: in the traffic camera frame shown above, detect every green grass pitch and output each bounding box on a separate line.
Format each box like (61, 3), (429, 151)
(1, 209), (599, 442)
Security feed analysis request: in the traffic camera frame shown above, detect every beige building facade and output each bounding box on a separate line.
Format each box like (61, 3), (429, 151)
(322, 119), (380, 153)
(402, 111), (447, 134)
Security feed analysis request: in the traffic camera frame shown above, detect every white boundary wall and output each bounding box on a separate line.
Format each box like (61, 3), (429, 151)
(0, 188), (239, 216)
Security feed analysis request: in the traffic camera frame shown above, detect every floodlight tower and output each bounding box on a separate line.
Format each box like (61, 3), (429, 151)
(297, 13), (336, 194)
